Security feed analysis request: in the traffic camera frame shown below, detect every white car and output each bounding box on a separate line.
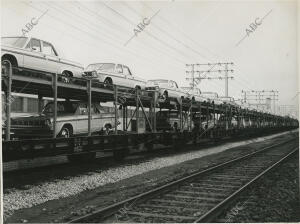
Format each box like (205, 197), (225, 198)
(1, 36), (84, 78)
(145, 79), (187, 103)
(181, 87), (209, 102)
(84, 63), (146, 90)
(7, 101), (117, 138)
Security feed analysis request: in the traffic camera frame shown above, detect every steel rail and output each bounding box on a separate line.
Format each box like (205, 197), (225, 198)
(194, 147), (298, 222)
(69, 138), (297, 223)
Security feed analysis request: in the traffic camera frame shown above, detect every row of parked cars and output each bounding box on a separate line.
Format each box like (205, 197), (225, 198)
(1, 36), (219, 104)
(1, 36), (235, 138)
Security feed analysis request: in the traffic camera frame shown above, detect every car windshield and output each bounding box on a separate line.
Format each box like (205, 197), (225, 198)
(42, 102), (78, 114)
(86, 63), (115, 72)
(1, 37), (28, 48)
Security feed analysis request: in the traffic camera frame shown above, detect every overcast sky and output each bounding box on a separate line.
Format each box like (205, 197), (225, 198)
(1, 0), (298, 114)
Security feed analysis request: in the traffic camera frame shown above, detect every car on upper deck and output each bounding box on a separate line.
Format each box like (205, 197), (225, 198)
(4, 101), (117, 138)
(145, 79), (187, 103)
(83, 63), (146, 90)
(1, 36), (83, 79)
(181, 87), (210, 103)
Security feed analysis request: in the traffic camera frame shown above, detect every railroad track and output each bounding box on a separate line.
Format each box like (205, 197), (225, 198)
(70, 139), (298, 223)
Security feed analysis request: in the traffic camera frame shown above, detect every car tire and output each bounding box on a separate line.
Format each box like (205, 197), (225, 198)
(59, 126), (72, 138)
(1, 57), (16, 75)
(162, 91), (168, 100)
(104, 78), (113, 87)
(62, 71), (72, 83)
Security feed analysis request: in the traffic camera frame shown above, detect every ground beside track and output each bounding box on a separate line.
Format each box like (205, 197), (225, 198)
(5, 130), (298, 223)
(217, 152), (299, 222)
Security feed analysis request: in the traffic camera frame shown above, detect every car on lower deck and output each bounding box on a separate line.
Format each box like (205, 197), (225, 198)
(5, 101), (118, 138)
(1, 36), (84, 79)
(83, 63), (146, 90)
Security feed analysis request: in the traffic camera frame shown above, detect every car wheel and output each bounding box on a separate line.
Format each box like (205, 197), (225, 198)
(59, 126), (72, 138)
(62, 71), (72, 83)
(162, 91), (168, 100)
(103, 124), (113, 135)
(1, 58), (15, 75)
(104, 78), (113, 87)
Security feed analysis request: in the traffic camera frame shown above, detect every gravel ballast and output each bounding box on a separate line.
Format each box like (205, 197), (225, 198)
(4, 130), (297, 222)
(218, 152), (299, 222)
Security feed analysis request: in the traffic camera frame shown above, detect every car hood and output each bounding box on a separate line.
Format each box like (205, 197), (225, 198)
(1, 44), (23, 52)
(10, 113), (48, 121)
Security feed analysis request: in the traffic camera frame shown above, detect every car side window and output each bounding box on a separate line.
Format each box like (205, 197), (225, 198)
(26, 38), (41, 52)
(169, 81), (175, 88)
(123, 66), (132, 76)
(42, 41), (57, 56)
(116, 64), (123, 73)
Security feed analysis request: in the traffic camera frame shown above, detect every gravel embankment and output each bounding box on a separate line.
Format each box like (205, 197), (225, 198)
(218, 152), (299, 222)
(3, 130), (297, 221)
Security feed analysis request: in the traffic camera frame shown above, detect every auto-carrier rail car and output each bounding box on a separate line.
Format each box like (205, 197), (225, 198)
(1, 59), (298, 162)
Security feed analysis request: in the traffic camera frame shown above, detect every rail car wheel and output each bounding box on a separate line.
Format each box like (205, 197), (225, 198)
(113, 148), (128, 161)
(67, 152), (96, 163)
(145, 142), (154, 151)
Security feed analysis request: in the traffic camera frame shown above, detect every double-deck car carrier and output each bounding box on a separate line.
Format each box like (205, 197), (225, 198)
(1, 61), (298, 162)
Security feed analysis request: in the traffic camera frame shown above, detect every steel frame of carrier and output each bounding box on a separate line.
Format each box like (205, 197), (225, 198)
(1, 61), (298, 162)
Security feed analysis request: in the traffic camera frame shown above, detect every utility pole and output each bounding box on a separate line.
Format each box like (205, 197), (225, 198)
(186, 62), (234, 95)
(278, 105), (297, 117)
(225, 63), (228, 97)
(241, 90), (279, 114)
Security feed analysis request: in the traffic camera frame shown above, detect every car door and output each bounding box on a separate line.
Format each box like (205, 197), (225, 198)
(76, 103), (103, 134)
(123, 65), (135, 88)
(113, 64), (126, 87)
(75, 103), (88, 134)
(23, 38), (47, 71)
(91, 104), (103, 133)
(41, 40), (59, 74)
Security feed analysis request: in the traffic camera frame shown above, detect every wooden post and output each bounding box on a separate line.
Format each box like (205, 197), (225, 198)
(38, 94), (43, 113)
(199, 101), (202, 140)
(189, 101), (193, 131)
(114, 85), (118, 134)
(52, 73), (57, 138)
(179, 101), (183, 131)
(206, 103), (209, 129)
(136, 88), (139, 133)
(153, 91), (157, 132)
(225, 105), (228, 130)
(5, 60), (12, 141)
(87, 79), (92, 136)
(213, 101), (215, 127)
(125, 106), (128, 131)
(122, 105), (126, 131)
